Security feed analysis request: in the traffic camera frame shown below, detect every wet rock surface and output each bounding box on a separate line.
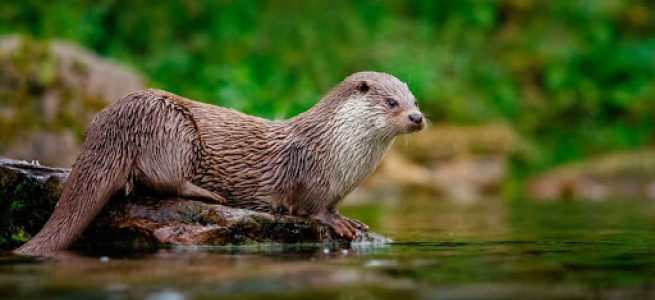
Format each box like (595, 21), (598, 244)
(0, 157), (390, 250)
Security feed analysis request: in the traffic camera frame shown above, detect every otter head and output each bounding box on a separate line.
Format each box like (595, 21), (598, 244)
(339, 72), (425, 138)
(316, 72), (425, 197)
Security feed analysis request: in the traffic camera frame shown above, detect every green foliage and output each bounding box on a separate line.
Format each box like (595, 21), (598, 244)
(0, 0), (653, 170)
(9, 199), (25, 212)
(10, 229), (28, 243)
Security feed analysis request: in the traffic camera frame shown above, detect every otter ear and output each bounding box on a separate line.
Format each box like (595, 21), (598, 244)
(355, 81), (371, 94)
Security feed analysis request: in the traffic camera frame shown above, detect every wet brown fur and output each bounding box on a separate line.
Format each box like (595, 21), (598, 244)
(15, 72), (424, 255)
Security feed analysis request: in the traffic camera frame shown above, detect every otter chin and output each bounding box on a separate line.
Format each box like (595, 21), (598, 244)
(15, 71), (424, 256)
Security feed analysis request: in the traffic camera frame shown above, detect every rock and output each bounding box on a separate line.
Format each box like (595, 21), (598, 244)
(0, 36), (145, 167)
(0, 157), (390, 251)
(396, 123), (520, 163)
(0, 157), (68, 248)
(527, 149), (655, 201)
(349, 123), (520, 203)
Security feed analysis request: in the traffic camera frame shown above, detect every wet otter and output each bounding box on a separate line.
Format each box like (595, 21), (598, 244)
(15, 71), (424, 255)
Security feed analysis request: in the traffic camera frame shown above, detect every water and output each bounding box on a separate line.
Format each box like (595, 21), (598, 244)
(3, 198), (655, 299)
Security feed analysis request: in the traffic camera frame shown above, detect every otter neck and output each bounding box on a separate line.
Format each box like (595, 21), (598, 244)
(286, 95), (396, 201)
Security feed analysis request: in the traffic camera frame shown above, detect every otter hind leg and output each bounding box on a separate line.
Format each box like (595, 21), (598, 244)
(134, 167), (225, 204)
(178, 180), (227, 204)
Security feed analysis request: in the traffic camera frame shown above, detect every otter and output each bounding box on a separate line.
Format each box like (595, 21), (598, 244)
(15, 71), (424, 255)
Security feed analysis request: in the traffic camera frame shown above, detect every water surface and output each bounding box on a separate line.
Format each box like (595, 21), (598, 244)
(3, 198), (655, 299)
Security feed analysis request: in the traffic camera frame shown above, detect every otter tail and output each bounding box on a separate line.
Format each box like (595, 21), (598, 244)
(15, 121), (132, 255)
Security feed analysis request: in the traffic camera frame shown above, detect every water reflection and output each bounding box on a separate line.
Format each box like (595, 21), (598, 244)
(3, 198), (655, 299)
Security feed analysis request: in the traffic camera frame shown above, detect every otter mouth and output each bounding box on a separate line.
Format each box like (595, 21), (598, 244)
(407, 122), (425, 133)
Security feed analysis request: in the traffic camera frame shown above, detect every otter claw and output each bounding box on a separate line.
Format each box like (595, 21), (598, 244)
(344, 217), (369, 232)
(312, 213), (364, 241)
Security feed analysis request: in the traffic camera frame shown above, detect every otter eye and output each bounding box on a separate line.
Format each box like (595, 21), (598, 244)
(414, 101), (418, 107)
(387, 99), (398, 108)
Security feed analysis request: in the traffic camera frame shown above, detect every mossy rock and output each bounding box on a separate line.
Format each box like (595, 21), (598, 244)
(0, 158), (67, 249)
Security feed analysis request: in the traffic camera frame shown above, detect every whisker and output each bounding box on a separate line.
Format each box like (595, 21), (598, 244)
(422, 117), (433, 131)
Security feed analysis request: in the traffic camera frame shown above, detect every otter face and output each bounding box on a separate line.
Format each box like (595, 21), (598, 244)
(353, 76), (425, 136)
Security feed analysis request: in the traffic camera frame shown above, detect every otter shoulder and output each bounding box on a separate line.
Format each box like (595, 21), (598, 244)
(111, 89), (195, 107)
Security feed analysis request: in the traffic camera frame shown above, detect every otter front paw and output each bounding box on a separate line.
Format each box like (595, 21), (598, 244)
(344, 217), (369, 232)
(312, 213), (361, 241)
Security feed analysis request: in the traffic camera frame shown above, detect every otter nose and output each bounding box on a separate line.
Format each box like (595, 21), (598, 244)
(408, 113), (423, 125)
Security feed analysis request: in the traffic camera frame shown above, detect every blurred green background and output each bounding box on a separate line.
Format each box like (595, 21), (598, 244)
(0, 0), (654, 174)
